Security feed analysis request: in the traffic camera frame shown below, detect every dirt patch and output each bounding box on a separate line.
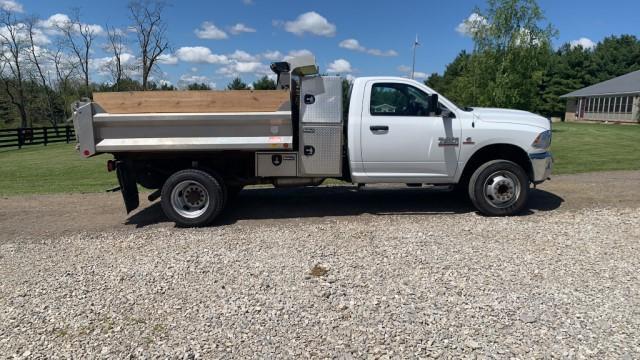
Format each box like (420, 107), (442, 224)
(1, 170), (639, 242)
(310, 265), (329, 277)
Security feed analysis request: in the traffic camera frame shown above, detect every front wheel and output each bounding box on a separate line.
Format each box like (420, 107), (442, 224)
(161, 169), (226, 227)
(468, 160), (529, 216)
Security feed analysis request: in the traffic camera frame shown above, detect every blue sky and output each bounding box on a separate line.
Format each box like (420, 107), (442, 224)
(12, 0), (640, 88)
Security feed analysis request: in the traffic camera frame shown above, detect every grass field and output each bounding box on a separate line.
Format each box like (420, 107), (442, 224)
(0, 144), (116, 196)
(0, 122), (638, 196)
(550, 122), (640, 174)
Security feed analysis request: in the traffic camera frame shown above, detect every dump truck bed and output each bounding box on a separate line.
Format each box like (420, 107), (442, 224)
(74, 90), (294, 156)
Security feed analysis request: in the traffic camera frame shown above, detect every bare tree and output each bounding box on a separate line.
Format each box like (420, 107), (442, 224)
(0, 10), (29, 127)
(105, 25), (128, 90)
(25, 17), (56, 126)
(57, 8), (99, 95)
(50, 41), (79, 91)
(128, 0), (169, 90)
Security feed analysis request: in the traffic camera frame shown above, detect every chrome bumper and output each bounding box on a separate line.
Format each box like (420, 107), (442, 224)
(529, 152), (553, 184)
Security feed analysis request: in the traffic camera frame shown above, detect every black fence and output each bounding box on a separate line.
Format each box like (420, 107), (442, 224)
(0, 126), (76, 149)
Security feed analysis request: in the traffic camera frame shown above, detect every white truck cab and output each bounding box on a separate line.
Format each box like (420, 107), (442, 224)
(348, 77), (552, 185)
(73, 56), (553, 227)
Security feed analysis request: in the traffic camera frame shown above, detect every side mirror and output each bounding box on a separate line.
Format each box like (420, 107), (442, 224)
(428, 94), (441, 116)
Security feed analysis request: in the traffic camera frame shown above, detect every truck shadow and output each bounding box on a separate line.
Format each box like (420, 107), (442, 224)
(125, 186), (564, 228)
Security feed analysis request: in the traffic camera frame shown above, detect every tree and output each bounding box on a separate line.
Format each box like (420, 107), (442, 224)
(425, 51), (476, 108)
(252, 75), (276, 90)
(49, 41), (80, 121)
(187, 82), (211, 90)
(537, 44), (592, 117)
(57, 8), (99, 97)
(0, 10), (30, 127)
(587, 35), (640, 84)
(465, 0), (557, 111)
(226, 77), (249, 90)
(104, 25), (130, 91)
(128, 0), (170, 91)
(25, 17), (57, 126)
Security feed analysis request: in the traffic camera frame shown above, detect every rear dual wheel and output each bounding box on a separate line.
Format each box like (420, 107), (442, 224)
(161, 169), (226, 227)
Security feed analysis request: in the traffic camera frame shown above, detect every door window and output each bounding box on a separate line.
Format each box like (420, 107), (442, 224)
(370, 83), (431, 116)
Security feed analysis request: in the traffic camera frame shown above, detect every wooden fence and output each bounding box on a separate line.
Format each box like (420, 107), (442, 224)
(0, 126), (76, 149)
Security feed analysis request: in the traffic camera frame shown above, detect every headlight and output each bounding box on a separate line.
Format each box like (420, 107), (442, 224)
(532, 130), (552, 149)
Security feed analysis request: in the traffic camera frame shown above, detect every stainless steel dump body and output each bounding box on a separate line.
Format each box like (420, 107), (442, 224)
(73, 104), (293, 157)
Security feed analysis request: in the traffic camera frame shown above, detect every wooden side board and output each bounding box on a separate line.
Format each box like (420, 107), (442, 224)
(93, 90), (291, 114)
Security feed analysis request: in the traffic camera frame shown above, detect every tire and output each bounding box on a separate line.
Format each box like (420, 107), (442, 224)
(468, 160), (529, 216)
(160, 169), (226, 227)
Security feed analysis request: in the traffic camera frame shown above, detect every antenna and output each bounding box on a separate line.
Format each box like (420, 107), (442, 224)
(411, 34), (421, 80)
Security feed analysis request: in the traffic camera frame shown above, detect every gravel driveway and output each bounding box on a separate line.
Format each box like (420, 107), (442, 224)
(1, 171), (639, 358)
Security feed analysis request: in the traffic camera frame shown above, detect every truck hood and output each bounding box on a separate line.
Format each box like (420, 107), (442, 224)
(471, 107), (550, 130)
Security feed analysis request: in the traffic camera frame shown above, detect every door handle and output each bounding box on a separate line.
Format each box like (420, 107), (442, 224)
(370, 125), (389, 134)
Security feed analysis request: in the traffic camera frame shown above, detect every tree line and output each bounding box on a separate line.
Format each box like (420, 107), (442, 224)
(0, 0), (278, 130)
(3, 0), (638, 129)
(425, 0), (640, 119)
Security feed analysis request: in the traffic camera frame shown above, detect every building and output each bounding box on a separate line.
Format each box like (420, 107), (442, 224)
(561, 70), (640, 123)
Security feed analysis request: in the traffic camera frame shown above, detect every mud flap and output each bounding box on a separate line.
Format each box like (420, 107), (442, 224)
(116, 161), (139, 214)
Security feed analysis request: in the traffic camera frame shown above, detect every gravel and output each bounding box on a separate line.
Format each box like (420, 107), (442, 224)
(1, 207), (639, 358)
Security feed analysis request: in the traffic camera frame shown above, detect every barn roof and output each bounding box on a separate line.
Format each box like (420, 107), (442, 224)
(561, 70), (640, 98)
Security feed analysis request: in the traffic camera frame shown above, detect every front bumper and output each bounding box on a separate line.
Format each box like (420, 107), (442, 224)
(529, 152), (553, 184)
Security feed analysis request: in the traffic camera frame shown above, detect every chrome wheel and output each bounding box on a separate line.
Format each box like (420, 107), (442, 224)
(170, 180), (210, 219)
(483, 171), (521, 209)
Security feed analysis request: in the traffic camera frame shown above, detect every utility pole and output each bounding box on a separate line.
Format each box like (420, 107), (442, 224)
(411, 34), (421, 80)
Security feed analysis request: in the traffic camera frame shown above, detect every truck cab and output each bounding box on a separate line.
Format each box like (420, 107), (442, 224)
(73, 55), (553, 227)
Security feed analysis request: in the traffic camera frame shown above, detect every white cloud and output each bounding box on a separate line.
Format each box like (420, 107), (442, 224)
(217, 61), (270, 77)
(37, 13), (105, 36)
(456, 13), (488, 36)
(229, 23), (256, 35)
(0, 22), (50, 45)
(367, 49), (398, 57)
(327, 59), (352, 73)
(284, 49), (313, 60)
(570, 37), (596, 50)
(229, 49), (259, 62)
(157, 53), (178, 65)
(159, 79), (173, 87)
(38, 13), (70, 32)
(339, 38), (365, 52)
(397, 65), (428, 80)
(397, 65), (411, 73)
(119, 53), (136, 65)
(263, 50), (283, 61)
(284, 11), (336, 37)
(412, 72), (429, 80)
(178, 74), (216, 89)
(339, 38), (397, 57)
(175, 46), (229, 64)
(0, 0), (23, 13)
(194, 22), (228, 40)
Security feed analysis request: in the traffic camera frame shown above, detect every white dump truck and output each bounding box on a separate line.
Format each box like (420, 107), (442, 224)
(73, 56), (553, 227)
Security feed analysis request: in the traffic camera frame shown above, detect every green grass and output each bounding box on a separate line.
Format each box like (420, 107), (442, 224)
(550, 122), (640, 174)
(0, 143), (116, 196)
(0, 122), (638, 196)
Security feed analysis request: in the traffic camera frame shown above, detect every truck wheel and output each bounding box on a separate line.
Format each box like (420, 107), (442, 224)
(161, 169), (226, 227)
(468, 160), (529, 216)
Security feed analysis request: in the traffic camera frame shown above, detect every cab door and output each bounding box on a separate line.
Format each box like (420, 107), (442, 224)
(359, 81), (461, 181)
